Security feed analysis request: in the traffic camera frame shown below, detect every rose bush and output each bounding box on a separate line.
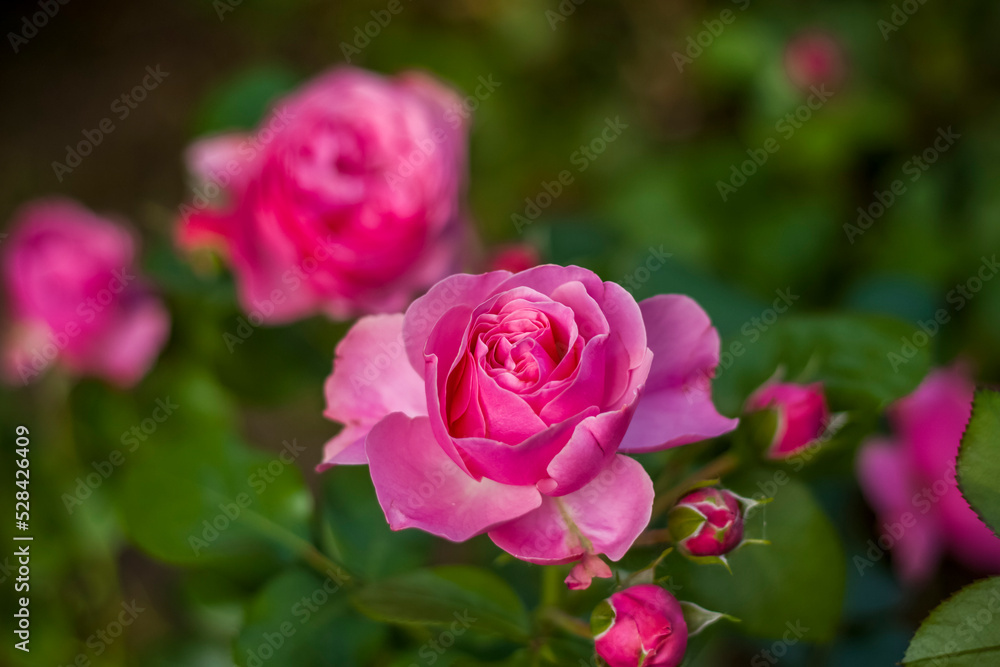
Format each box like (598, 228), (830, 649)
(321, 264), (736, 567)
(1, 198), (169, 386)
(177, 66), (468, 322)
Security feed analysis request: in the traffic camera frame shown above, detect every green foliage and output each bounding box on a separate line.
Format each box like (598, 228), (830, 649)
(957, 389), (1000, 536)
(352, 566), (532, 641)
(903, 578), (1000, 666)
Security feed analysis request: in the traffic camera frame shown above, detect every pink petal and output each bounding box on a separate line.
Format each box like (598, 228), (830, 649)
(366, 413), (542, 542)
(620, 295), (736, 452)
(565, 553), (613, 590)
(488, 455), (653, 563)
(403, 270), (512, 372)
(856, 440), (943, 583)
(320, 314), (426, 469)
(184, 133), (251, 190)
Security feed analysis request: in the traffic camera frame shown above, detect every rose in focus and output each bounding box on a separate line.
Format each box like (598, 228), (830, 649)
(669, 487), (746, 564)
(857, 364), (1000, 583)
(1, 199), (170, 387)
(177, 66), (468, 322)
(592, 585), (688, 667)
(320, 264), (736, 569)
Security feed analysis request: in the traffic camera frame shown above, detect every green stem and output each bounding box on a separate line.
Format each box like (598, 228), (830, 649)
(651, 451), (740, 520)
(542, 607), (592, 640)
(241, 506), (354, 586)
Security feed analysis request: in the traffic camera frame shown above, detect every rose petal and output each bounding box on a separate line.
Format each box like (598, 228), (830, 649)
(488, 454), (653, 563)
(320, 314), (426, 469)
(366, 413), (542, 542)
(620, 295), (736, 452)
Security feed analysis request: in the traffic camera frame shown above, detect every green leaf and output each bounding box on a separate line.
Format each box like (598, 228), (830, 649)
(667, 468), (846, 641)
(352, 566), (531, 641)
(715, 314), (931, 415)
(117, 366), (311, 573)
(235, 568), (385, 667)
(903, 578), (1000, 666)
(958, 389), (1000, 536)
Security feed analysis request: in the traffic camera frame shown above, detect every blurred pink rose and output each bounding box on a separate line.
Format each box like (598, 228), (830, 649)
(177, 67), (468, 322)
(784, 30), (847, 92)
(320, 265), (736, 568)
(2, 199), (170, 387)
(593, 585), (688, 667)
(857, 365), (1000, 583)
(745, 381), (829, 459)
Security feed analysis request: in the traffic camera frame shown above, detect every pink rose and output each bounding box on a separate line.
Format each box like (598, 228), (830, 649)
(857, 365), (1000, 583)
(2, 199), (170, 387)
(320, 265), (736, 567)
(177, 67), (468, 322)
(593, 585), (688, 667)
(745, 381), (830, 459)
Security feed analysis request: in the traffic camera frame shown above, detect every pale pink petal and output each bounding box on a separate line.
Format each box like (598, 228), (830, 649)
(320, 314), (426, 469)
(366, 413), (542, 542)
(488, 455), (653, 563)
(565, 553), (613, 590)
(184, 133), (251, 190)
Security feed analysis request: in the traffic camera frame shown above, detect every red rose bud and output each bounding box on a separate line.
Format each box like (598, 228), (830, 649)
(668, 487), (745, 565)
(592, 585), (688, 667)
(488, 243), (540, 273)
(745, 382), (830, 460)
(783, 30), (847, 92)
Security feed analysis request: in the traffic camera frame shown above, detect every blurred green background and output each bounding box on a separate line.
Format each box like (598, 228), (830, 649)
(1, 0), (999, 665)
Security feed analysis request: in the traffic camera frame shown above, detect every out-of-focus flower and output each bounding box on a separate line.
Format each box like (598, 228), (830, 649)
(2, 199), (169, 387)
(177, 67), (469, 323)
(745, 381), (830, 460)
(783, 30), (847, 92)
(857, 365), (1000, 583)
(592, 585), (688, 667)
(320, 265), (736, 574)
(488, 243), (540, 274)
(669, 487), (748, 565)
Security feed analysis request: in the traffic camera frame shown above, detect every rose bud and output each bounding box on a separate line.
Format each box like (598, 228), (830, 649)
(745, 381), (831, 460)
(783, 29), (847, 92)
(592, 585), (688, 667)
(668, 487), (764, 568)
(487, 243), (539, 274)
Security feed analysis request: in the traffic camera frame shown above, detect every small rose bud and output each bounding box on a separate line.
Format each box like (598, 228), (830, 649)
(783, 29), (847, 92)
(668, 487), (744, 562)
(745, 381), (830, 460)
(592, 584), (688, 667)
(488, 243), (540, 274)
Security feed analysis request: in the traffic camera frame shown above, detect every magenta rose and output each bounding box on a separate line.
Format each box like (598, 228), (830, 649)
(320, 265), (736, 566)
(745, 381), (830, 459)
(177, 66), (468, 322)
(857, 364), (1000, 583)
(593, 585), (688, 667)
(2, 199), (170, 387)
